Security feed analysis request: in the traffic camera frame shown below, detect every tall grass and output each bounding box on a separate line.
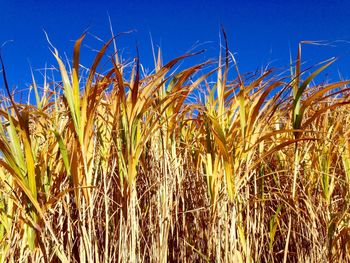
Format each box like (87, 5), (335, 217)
(0, 31), (349, 262)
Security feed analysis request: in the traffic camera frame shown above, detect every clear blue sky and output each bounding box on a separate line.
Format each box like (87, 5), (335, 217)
(1, 0), (350, 89)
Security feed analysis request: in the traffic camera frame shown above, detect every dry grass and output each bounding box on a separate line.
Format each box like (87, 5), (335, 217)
(0, 31), (349, 262)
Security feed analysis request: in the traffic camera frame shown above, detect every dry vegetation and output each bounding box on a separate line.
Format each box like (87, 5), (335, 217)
(0, 31), (349, 262)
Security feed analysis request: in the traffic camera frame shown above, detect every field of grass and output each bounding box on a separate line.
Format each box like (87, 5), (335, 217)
(0, 31), (349, 262)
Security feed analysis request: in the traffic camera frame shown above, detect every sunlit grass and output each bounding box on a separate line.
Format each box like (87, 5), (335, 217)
(0, 30), (349, 262)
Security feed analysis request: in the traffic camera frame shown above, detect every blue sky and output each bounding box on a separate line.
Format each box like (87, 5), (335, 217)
(1, 0), (350, 89)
